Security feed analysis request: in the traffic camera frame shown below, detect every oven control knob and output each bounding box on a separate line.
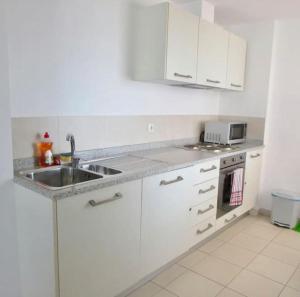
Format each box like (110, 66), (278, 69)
(232, 158), (235, 162)
(240, 156), (243, 160)
(223, 160), (227, 165)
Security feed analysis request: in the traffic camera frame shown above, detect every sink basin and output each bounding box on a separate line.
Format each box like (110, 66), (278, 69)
(80, 164), (122, 175)
(24, 166), (103, 189)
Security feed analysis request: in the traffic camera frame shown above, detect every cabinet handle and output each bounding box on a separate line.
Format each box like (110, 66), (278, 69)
(231, 83), (242, 88)
(200, 165), (217, 173)
(174, 72), (193, 79)
(160, 176), (184, 186)
(225, 214), (237, 224)
(250, 153), (261, 159)
(199, 185), (216, 195)
(196, 223), (213, 235)
(89, 193), (123, 207)
(198, 204), (214, 215)
(206, 79), (220, 84)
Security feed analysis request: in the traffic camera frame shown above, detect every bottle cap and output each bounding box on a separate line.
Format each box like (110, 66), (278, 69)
(44, 132), (50, 139)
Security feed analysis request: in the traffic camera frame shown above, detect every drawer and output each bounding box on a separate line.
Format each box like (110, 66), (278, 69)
(191, 178), (219, 206)
(193, 160), (220, 184)
(188, 197), (217, 227)
(215, 207), (242, 231)
(188, 217), (216, 248)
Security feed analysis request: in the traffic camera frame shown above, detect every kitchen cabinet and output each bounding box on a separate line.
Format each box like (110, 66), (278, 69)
(141, 167), (193, 275)
(216, 207), (242, 231)
(243, 149), (263, 212)
(57, 180), (142, 297)
(226, 33), (247, 90)
(197, 20), (229, 88)
(135, 2), (199, 84)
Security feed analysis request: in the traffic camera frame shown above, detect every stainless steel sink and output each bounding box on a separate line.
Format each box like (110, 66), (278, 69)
(80, 164), (122, 175)
(24, 166), (103, 189)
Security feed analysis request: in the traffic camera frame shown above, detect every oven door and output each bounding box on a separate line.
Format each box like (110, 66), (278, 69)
(217, 165), (245, 218)
(228, 123), (247, 144)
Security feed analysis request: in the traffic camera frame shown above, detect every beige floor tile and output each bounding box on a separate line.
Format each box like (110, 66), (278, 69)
(153, 289), (178, 297)
(280, 287), (300, 297)
(212, 243), (256, 267)
(178, 250), (207, 269)
(287, 269), (300, 291)
(191, 255), (241, 285)
(167, 271), (223, 297)
(127, 282), (161, 297)
(247, 254), (296, 284)
(274, 230), (300, 251)
(228, 270), (283, 297)
(244, 223), (281, 241)
(216, 225), (244, 242)
(229, 233), (269, 253)
(152, 264), (187, 287)
(199, 237), (225, 254)
(262, 243), (300, 267)
(217, 288), (245, 297)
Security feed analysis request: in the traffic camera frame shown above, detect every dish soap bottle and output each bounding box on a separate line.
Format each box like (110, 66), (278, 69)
(37, 132), (54, 167)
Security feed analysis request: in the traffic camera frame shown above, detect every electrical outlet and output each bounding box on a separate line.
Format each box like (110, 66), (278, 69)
(148, 123), (155, 133)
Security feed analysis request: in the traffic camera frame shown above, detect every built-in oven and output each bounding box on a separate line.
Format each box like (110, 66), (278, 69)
(217, 153), (246, 218)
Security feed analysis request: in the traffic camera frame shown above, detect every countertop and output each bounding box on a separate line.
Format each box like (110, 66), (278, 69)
(14, 139), (264, 200)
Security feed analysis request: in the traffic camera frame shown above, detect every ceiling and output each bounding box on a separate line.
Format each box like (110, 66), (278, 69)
(174, 0), (300, 25)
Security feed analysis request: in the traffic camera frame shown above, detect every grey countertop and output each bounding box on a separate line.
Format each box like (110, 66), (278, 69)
(14, 139), (264, 200)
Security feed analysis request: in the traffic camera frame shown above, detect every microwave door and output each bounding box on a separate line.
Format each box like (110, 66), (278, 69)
(230, 124), (246, 141)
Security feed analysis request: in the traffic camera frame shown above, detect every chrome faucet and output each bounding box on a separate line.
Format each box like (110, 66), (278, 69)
(66, 134), (80, 168)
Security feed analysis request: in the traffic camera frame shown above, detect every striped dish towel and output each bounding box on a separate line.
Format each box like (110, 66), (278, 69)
(229, 168), (244, 206)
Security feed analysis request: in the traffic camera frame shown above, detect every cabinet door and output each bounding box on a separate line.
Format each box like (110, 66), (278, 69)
(57, 180), (142, 297)
(197, 20), (229, 88)
(226, 33), (247, 90)
(141, 168), (193, 275)
(165, 4), (199, 83)
(243, 150), (263, 212)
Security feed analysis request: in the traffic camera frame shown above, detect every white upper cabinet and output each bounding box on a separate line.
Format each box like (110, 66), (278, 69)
(165, 4), (199, 83)
(226, 33), (247, 90)
(197, 20), (229, 88)
(135, 3), (199, 84)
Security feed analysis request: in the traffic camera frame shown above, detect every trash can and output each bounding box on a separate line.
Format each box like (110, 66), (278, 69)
(271, 190), (300, 228)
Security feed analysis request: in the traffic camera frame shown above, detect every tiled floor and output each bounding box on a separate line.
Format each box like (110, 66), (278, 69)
(127, 215), (300, 297)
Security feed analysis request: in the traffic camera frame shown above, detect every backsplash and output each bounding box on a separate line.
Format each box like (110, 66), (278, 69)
(11, 115), (265, 159)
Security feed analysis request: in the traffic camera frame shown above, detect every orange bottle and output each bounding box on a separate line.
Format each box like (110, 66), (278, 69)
(37, 132), (54, 167)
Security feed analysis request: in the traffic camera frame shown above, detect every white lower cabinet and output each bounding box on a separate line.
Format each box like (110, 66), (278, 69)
(216, 207), (242, 231)
(57, 180), (142, 297)
(141, 167), (193, 275)
(242, 149), (263, 213)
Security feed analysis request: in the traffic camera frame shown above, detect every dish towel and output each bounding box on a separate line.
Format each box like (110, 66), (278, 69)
(229, 168), (244, 206)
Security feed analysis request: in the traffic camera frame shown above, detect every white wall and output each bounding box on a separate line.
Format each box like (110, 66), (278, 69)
(6, 0), (220, 117)
(0, 1), (21, 296)
(259, 19), (300, 210)
(219, 22), (274, 118)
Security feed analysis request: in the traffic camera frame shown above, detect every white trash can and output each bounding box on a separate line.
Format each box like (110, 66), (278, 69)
(271, 190), (300, 228)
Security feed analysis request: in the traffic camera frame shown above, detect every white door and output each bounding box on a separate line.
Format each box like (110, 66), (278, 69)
(243, 150), (263, 212)
(141, 168), (193, 275)
(57, 180), (142, 297)
(165, 4), (199, 83)
(226, 33), (247, 90)
(197, 20), (229, 88)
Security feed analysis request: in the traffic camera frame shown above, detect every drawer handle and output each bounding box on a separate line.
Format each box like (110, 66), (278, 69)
(250, 153), (261, 159)
(206, 79), (220, 84)
(174, 72), (193, 79)
(200, 165), (217, 173)
(198, 204), (214, 215)
(199, 185), (216, 195)
(160, 176), (184, 186)
(231, 83), (242, 88)
(89, 193), (123, 207)
(196, 223), (213, 235)
(225, 214), (237, 224)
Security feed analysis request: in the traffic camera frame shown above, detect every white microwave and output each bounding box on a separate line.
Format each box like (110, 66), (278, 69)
(204, 121), (247, 145)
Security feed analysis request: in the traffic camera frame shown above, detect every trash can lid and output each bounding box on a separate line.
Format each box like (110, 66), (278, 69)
(272, 190), (300, 201)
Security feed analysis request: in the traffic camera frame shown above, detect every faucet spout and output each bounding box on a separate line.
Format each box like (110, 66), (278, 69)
(66, 134), (79, 168)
